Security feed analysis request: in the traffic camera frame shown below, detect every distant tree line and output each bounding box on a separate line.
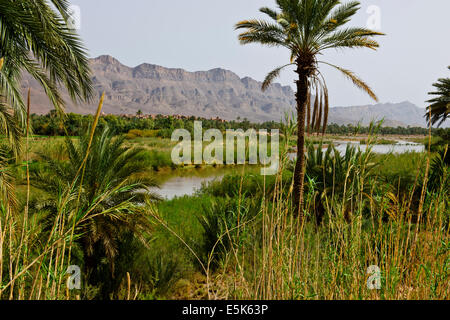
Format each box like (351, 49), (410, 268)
(30, 112), (445, 138)
(30, 112), (280, 138)
(325, 123), (438, 136)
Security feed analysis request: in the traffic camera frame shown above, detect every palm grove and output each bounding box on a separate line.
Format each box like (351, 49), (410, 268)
(0, 0), (449, 300)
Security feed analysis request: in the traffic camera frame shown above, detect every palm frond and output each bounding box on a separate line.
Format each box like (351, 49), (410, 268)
(262, 63), (294, 91)
(306, 92), (311, 134)
(319, 27), (384, 51)
(322, 85), (329, 135)
(322, 1), (360, 32)
(260, 7), (279, 21)
(311, 89), (319, 132)
(426, 67), (450, 127)
(0, 0), (93, 114)
(320, 61), (378, 101)
(0, 102), (22, 158)
(236, 19), (288, 48)
(316, 89), (323, 132)
(0, 148), (17, 210)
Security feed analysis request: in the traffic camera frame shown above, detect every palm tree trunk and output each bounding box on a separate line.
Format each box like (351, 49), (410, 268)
(293, 67), (309, 217)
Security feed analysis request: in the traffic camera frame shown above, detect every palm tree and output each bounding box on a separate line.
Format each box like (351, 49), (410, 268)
(426, 67), (449, 127)
(236, 0), (383, 216)
(0, 0), (93, 131)
(31, 126), (159, 298)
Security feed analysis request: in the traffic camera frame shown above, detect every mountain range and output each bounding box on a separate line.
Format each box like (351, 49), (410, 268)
(21, 55), (435, 127)
(329, 101), (430, 127)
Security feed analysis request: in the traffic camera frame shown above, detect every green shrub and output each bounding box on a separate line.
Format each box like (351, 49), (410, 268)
(195, 197), (260, 271)
(126, 129), (159, 139)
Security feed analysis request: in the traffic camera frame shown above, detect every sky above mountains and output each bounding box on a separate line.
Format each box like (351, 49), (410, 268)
(70, 0), (449, 109)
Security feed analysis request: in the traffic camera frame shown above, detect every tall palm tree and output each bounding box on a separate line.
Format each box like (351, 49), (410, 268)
(0, 0), (93, 130)
(31, 126), (159, 298)
(236, 0), (383, 216)
(426, 67), (449, 127)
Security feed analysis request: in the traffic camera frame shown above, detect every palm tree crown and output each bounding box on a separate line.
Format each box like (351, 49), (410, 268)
(236, 0), (383, 121)
(427, 67), (449, 127)
(0, 0), (93, 119)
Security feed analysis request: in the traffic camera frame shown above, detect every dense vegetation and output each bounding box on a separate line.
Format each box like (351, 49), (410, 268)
(29, 112), (443, 138)
(0, 110), (448, 299)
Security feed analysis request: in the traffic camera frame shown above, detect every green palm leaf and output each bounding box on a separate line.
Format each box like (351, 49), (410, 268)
(426, 67), (450, 127)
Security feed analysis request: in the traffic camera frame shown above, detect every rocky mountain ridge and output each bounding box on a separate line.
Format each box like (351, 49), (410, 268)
(21, 55), (437, 127)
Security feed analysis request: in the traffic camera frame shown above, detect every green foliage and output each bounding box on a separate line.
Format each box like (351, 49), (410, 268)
(1, 0), (449, 302)
(427, 66), (450, 127)
(236, 0), (383, 136)
(140, 149), (175, 171)
(200, 173), (276, 198)
(375, 152), (424, 193)
(302, 142), (378, 222)
(124, 239), (181, 299)
(30, 126), (159, 299)
(148, 143), (449, 299)
(195, 197), (260, 271)
(125, 129), (159, 139)
(0, 0), (93, 118)
(30, 113), (281, 137)
(423, 129), (450, 152)
(428, 146), (449, 193)
(29, 112), (441, 138)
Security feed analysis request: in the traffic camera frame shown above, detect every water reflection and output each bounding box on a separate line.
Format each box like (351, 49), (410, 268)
(152, 175), (223, 200)
(334, 140), (425, 154)
(289, 140), (425, 159)
(150, 166), (259, 200)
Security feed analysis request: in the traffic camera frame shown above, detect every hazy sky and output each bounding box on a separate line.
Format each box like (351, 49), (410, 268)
(70, 0), (449, 108)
